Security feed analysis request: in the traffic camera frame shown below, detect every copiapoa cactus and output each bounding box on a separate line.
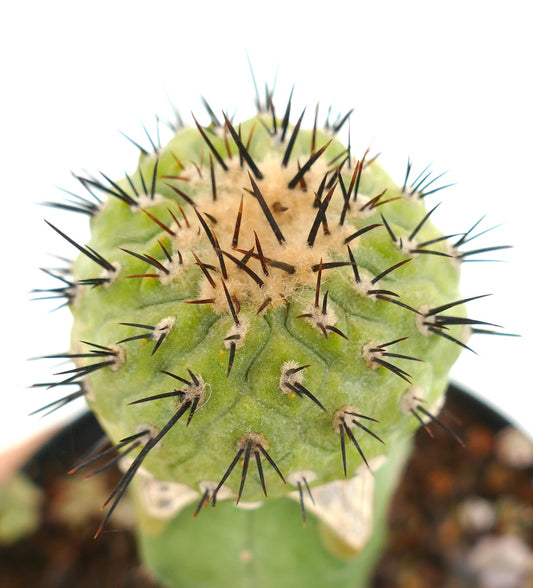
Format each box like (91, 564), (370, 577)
(33, 79), (510, 587)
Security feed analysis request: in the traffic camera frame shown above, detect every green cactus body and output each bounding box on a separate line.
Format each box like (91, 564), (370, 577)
(39, 93), (484, 587)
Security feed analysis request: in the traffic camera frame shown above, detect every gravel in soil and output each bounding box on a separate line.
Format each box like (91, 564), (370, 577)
(2, 385), (533, 588)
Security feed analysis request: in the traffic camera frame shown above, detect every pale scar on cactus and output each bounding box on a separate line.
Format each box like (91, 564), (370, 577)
(33, 81), (512, 587)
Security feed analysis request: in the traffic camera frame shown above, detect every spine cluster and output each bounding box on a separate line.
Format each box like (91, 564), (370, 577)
(33, 88), (510, 543)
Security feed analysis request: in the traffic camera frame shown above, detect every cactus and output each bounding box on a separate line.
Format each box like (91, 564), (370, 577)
(34, 83), (510, 588)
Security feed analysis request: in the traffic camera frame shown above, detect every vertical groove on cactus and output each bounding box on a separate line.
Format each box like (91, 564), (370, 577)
(32, 78), (512, 587)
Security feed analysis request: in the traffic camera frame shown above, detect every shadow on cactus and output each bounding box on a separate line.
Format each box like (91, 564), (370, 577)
(33, 79), (512, 588)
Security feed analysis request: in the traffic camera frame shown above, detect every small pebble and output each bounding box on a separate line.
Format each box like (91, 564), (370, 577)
(495, 427), (533, 468)
(457, 496), (496, 533)
(466, 534), (533, 588)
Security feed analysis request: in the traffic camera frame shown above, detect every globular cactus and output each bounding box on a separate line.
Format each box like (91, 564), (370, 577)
(34, 83), (510, 588)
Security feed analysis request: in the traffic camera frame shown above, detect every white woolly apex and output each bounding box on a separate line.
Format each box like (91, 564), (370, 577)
(185, 153), (358, 312)
(279, 360), (307, 395)
(224, 316), (249, 350)
(151, 316), (175, 343)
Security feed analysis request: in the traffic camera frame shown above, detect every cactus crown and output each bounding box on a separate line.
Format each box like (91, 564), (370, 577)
(35, 83), (508, 549)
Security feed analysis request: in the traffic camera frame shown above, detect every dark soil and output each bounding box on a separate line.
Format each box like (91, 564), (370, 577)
(2, 385), (533, 588)
(372, 385), (533, 588)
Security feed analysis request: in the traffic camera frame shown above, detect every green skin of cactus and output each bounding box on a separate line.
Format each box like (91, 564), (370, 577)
(68, 114), (465, 587)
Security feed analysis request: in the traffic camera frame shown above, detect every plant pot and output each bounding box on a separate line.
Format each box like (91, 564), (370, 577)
(1, 383), (532, 587)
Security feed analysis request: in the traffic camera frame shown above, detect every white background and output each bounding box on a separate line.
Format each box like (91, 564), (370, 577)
(1, 1), (531, 453)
